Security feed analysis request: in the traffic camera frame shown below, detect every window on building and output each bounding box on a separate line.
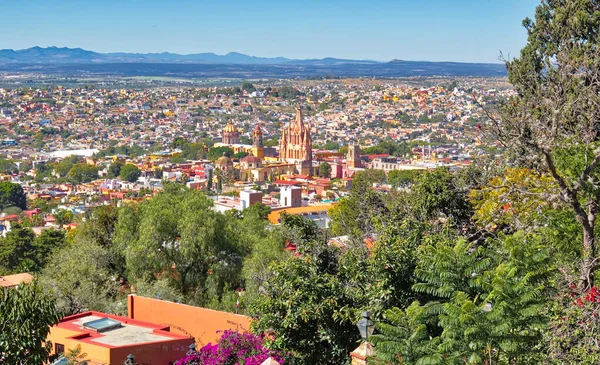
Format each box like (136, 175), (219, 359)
(55, 343), (65, 355)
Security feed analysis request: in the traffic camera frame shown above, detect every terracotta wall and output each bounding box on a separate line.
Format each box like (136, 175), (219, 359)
(128, 295), (251, 346)
(109, 338), (191, 365)
(47, 326), (111, 363)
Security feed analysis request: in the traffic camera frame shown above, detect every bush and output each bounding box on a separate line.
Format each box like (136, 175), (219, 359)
(174, 330), (285, 365)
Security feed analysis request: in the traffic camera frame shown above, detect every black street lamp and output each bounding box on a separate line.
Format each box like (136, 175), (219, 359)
(124, 354), (138, 365)
(356, 311), (375, 343)
(187, 343), (198, 355)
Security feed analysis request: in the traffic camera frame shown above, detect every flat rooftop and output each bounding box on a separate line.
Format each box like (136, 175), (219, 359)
(56, 311), (189, 348)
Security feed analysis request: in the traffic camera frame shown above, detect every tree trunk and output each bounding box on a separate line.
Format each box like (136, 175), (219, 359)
(579, 201), (597, 290)
(580, 226), (596, 290)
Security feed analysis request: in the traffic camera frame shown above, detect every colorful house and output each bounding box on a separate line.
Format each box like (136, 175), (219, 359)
(47, 311), (193, 364)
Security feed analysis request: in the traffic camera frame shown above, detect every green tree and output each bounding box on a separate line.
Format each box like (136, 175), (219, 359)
(410, 167), (472, 225)
(387, 169), (423, 189)
(495, 0), (600, 289)
(0, 223), (35, 274)
(318, 162), (332, 178)
(55, 155), (81, 177)
(67, 163), (99, 184)
(32, 228), (67, 269)
(241, 82), (256, 93)
(114, 188), (242, 299)
(233, 151), (250, 159)
(0, 283), (61, 364)
(351, 169), (386, 195)
(0, 181), (26, 210)
(106, 161), (122, 178)
(18, 161), (32, 173)
(371, 233), (555, 364)
(40, 240), (122, 315)
(207, 147), (234, 161)
(0, 159), (18, 174)
(119, 164), (141, 183)
(250, 242), (361, 365)
(54, 209), (74, 225)
(65, 344), (89, 365)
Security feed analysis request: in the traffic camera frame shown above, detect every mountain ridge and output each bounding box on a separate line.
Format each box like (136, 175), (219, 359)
(0, 46), (383, 65)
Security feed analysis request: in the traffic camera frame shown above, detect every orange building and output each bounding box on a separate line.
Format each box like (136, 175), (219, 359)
(48, 311), (192, 365)
(127, 295), (251, 347)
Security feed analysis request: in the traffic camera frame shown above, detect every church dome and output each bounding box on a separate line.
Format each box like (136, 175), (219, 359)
(215, 154), (233, 167)
(224, 122), (238, 133)
(241, 154), (261, 164)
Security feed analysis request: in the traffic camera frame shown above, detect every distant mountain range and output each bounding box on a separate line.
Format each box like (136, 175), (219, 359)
(0, 46), (381, 65)
(0, 47), (508, 78)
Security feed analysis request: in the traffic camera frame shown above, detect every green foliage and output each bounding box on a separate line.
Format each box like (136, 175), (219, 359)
(280, 212), (319, 244)
(119, 164), (141, 183)
(0, 283), (61, 364)
(67, 163), (99, 184)
(351, 169), (387, 195)
(363, 140), (411, 157)
(250, 242), (361, 365)
(499, 0), (600, 289)
(114, 188), (243, 306)
(410, 167), (472, 225)
(271, 86), (303, 99)
(40, 239), (122, 314)
(242, 82), (256, 93)
(318, 162), (331, 178)
(0, 181), (26, 210)
(0, 159), (18, 174)
(207, 146), (234, 161)
(95, 144), (146, 158)
(107, 161), (122, 178)
(243, 202), (271, 221)
(134, 277), (184, 303)
(387, 169), (422, 189)
(55, 155), (82, 177)
(233, 151), (250, 159)
(54, 209), (74, 225)
(65, 344), (90, 365)
(372, 233), (556, 364)
(35, 162), (54, 182)
(0, 223), (39, 274)
(546, 285), (600, 364)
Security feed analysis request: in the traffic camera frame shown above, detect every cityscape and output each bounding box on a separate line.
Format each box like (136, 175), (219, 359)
(1, 1), (600, 365)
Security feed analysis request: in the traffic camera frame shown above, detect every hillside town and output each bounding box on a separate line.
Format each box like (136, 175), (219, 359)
(1, 77), (521, 365)
(0, 78), (511, 236)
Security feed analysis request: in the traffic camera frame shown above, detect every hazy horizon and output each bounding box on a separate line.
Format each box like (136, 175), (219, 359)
(1, 0), (539, 64)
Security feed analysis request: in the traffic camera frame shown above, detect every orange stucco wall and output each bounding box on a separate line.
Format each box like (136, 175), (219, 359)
(109, 338), (191, 365)
(128, 295), (252, 347)
(47, 326), (111, 363)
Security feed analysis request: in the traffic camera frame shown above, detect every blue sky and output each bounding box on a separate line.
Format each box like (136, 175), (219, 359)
(1, 0), (539, 63)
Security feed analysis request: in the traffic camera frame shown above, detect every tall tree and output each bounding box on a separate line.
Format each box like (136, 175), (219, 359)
(0, 223), (35, 274)
(494, 0), (600, 289)
(318, 162), (331, 178)
(0, 181), (26, 210)
(67, 163), (99, 184)
(119, 164), (141, 183)
(0, 283), (62, 364)
(115, 188), (242, 298)
(106, 161), (122, 178)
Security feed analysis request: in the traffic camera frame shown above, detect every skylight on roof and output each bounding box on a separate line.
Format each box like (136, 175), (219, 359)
(83, 317), (122, 333)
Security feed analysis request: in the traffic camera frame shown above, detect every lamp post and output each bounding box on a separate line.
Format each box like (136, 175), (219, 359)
(187, 343), (198, 356)
(356, 311), (375, 343)
(124, 354), (138, 365)
(351, 311), (375, 365)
